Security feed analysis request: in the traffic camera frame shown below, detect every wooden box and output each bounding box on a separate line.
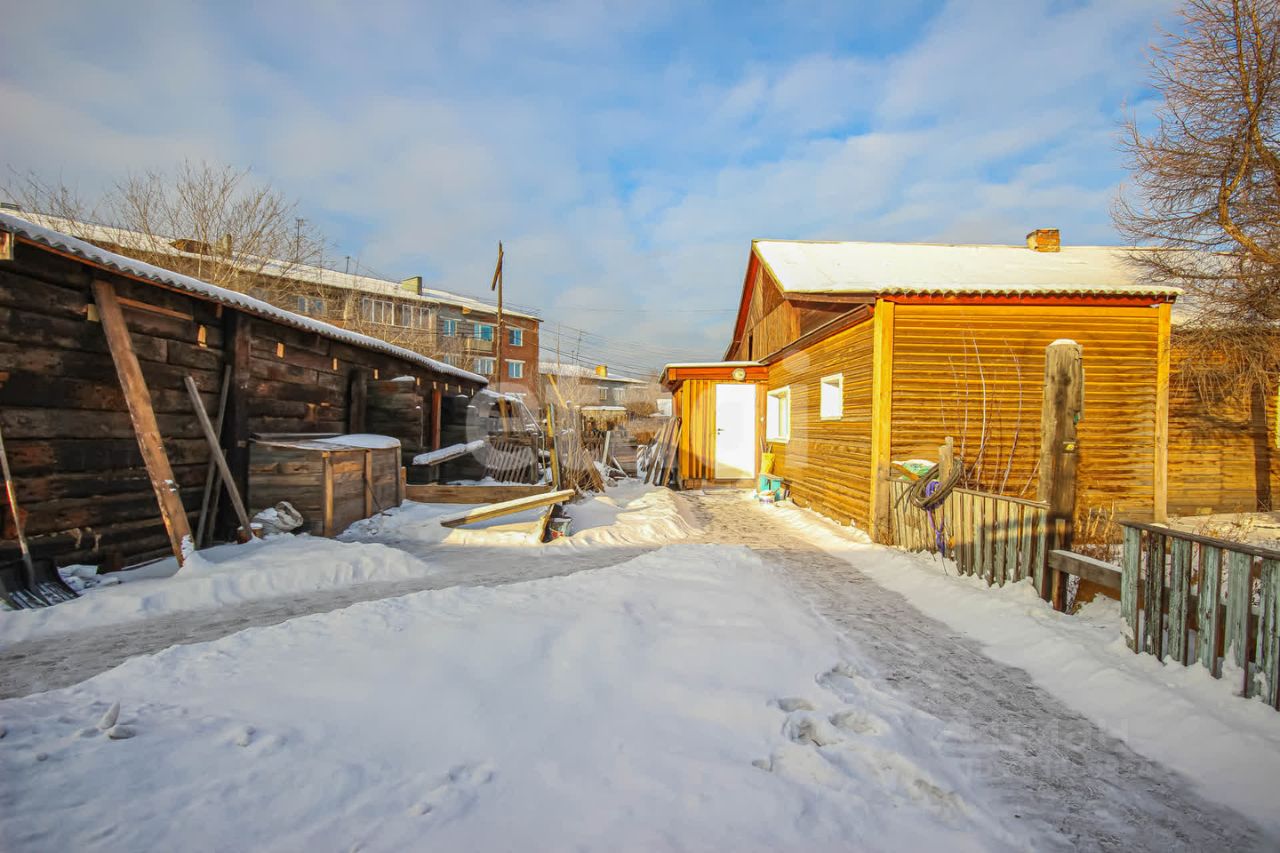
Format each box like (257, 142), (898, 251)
(249, 435), (403, 536)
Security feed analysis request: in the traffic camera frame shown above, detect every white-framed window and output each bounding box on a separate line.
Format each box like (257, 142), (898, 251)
(820, 373), (843, 420)
(441, 317), (458, 336)
(399, 304), (431, 329)
(473, 322), (495, 342)
(508, 327), (523, 347)
(507, 359), (524, 379)
(474, 356), (496, 374)
(360, 297), (395, 325)
(766, 387), (791, 442)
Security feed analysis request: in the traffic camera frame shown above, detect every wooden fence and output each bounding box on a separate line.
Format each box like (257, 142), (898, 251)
(1121, 521), (1280, 710)
(887, 479), (1050, 591)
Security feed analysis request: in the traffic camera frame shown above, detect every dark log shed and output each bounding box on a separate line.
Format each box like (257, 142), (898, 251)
(0, 213), (485, 570)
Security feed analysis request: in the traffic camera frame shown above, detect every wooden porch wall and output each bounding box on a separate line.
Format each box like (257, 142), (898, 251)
(890, 303), (1162, 519)
(1167, 347), (1280, 515)
(675, 379), (766, 483)
(767, 317), (875, 527)
(0, 245), (479, 569)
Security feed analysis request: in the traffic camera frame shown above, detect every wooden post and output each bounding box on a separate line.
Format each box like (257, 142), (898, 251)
(868, 300), (896, 541)
(430, 387), (443, 450)
(348, 368), (369, 434)
(219, 310), (252, 541)
(1036, 339), (1084, 609)
(92, 279), (192, 566)
(195, 364), (233, 548)
(1153, 301), (1171, 522)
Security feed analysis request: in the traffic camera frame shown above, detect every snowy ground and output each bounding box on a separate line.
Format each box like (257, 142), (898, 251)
(1, 484), (1278, 851)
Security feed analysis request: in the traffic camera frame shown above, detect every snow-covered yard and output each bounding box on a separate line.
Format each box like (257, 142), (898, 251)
(2, 483), (1279, 851)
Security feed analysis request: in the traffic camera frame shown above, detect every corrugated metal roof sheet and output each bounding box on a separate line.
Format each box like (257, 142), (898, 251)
(753, 239), (1182, 298)
(0, 211), (487, 386)
(5, 211), (539, 321)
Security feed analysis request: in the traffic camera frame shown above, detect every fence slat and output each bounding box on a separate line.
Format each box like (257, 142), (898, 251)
(1031, 508), (1047, 595)
(1016, 505), (1032, 583)
(1258, 559), (1280, 710)
(1122, 526), (1141, 652)
(1004, 502), (1019, 585)
(1168, 538), (1192, 665)
(1197, 546), (1223, 675)
(1144, 533), (1166, 660)
(975, 495), (987, 582)
(1225, 550), (1253, 695)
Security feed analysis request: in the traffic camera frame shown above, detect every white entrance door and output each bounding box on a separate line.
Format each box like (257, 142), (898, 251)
(714, 384), (757, 480)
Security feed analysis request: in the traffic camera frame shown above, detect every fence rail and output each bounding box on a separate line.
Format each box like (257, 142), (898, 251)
(1120, 521), (1280, 710)
(887, 479), (1050, 592)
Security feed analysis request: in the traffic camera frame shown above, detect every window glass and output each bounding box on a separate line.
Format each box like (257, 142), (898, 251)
(820, 374), (843, 419)
(766, 387), (791, 441)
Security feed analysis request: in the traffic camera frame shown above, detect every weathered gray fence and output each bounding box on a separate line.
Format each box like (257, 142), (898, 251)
(1121, 520), (1280, 710)
(888, 479), (1050, 591)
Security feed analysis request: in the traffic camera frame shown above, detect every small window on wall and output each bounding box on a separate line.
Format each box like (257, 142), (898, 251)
(508, 327), (523, 347)
(820, 373), (843, 420)
(766, 387), (791, 442)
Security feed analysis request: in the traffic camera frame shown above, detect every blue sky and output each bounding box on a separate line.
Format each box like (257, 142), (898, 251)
(0, 0), (1177, 374)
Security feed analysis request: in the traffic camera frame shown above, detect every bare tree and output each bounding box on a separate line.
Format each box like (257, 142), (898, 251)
(1114, 0), (1280, 397)
(6, 161), (328, 305)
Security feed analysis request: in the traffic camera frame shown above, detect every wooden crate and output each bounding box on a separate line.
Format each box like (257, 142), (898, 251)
(249, 435), (402, 536)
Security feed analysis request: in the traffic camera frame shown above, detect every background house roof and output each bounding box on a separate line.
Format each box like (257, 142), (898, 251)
(538, 362), (648, 384)
(753, 239), (1182, 298)
(5, 211), (539, 322)
(0, 211), (487, 385)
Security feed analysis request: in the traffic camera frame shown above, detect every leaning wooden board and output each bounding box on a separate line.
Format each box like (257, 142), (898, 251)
(438, 489), (575, 529)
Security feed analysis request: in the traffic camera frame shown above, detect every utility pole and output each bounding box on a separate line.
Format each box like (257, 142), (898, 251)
(490, 242), (504, 394)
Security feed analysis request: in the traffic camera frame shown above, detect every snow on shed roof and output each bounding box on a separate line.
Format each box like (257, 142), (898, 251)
(6, 211), (539, 322)
(0, 211), (487, 386)
(753, 239), (1181, 297)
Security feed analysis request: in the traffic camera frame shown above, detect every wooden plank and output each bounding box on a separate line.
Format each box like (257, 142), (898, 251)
(1257, 559), (1280, 709)
(975, 493), (987, 582)
(91, 279), (191, 565)
(1031, 508), (1048, 595)
(1167, 537), (1192, 665)
(1004, 500), (1019, 584)
(1153, 302), (1171, 522)
(868, 300), (894, 541)
(1144, 533), (1166, 659)
(1198, 545), (1223, 675)
(1047, 549), (1122, 591)
(1122, 526), (1142, 652)
(405, 484), (555, 504)
(439, 488), (575, 529)
(348, 369), (368, 434)
(363, 450), (374, 518)
(183, 375), (252, 540)
(322, 453), (334, 537)
(1225, 550), (1253, 694)
(220, 309), (252, 541)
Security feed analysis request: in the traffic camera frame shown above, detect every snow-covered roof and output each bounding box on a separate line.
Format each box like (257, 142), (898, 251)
(539, 363), (648, 384)
(661, 361), (761, 368)
(753, 239), (1182, 297)
(0, 211), (487, 386)
(6, 211), (539, 321)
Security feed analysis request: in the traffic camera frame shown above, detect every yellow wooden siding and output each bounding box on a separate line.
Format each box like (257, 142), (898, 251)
(890, 304), (1162, 519)
(1167, 348), (1280, 514)
(733, 264), (798, 361)
(768, 318), (875, 527)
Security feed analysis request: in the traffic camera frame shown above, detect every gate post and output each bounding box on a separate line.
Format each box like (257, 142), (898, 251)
(1037, 340), (1083, 609)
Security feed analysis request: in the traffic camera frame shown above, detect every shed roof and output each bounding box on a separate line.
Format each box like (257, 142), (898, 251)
(5, 211), (539, 321)
(753, 239), (1182, 297)
(0, 211), (487, 386)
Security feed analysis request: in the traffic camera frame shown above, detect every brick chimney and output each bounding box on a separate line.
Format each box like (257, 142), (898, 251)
(1026, 229), (1060, 252)
(595, 364), (608, 378)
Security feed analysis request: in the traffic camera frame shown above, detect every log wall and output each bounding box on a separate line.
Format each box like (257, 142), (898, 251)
(0, 242), (479, 569)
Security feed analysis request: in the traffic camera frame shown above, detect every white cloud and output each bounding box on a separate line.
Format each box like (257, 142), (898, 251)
(0, 0), (1180, 371)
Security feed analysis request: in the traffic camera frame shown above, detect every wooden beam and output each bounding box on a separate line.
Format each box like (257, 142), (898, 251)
(405, 484), (552, 504)
(439, 488), (575, 528)
(1037, 340), (1085, 608)
(868, 300), (895, 542)
(1047, 549), (1122, 592)
(91, 279), (192, 565)
(1153, 301), (1171, 523)
(183, 374), (253, 540)
(219, 310), (252, 541)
